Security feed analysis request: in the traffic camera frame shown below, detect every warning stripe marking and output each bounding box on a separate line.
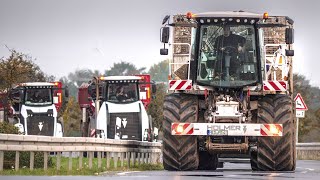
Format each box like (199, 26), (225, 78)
(169, 80), (192, 90)
(171, 123), (194, 135)
(260, 124), (283, 136)
(263, 81), (287, 91)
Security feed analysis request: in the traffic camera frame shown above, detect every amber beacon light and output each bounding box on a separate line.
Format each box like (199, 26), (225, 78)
(186, 12), (193, 19)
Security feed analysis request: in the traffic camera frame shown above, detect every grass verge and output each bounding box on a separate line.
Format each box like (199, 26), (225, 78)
(0, 156), (163, 175)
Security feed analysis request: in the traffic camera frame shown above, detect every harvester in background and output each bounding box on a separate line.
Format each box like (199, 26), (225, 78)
(0, 81), (68, 137)
(78, 74), (158, 141)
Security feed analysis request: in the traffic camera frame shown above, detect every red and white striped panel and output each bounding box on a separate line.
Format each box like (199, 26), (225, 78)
(169, 80), (192, 90)
(260, 124), (283, 136)
(90, 129), (96, 137)
(171, 123), (194, 135)
(263, 81), (287, 91)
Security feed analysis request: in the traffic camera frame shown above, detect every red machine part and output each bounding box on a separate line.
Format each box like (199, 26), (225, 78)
(135, 74), (152, 110)
(52, 81), (63, 112)
(0, 92), (11, 117)
(78, 83), (95, 113)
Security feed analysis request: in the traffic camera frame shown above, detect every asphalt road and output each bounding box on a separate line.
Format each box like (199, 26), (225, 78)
(2, 160), (320, 180)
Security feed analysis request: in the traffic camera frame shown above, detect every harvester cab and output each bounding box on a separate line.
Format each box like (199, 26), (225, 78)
(160, 11), (296, 171)
(8, 82), (67, 137)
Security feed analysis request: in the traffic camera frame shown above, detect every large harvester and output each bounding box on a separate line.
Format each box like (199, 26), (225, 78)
(160, 11), (295, 171)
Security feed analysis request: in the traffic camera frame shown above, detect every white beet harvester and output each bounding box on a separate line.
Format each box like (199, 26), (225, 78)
(78, 75), (157, 142)
(4, 82), (66, 137)
(160, 11), (296, 171)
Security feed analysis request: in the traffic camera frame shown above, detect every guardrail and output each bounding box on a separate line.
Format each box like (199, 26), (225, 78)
(296, 143), (320, 160)
(0, 134), (162, 171)
(0, 134), (319, 171)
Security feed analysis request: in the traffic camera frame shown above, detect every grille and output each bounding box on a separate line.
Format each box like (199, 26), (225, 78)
(26, 115), (54, 136)
(108, 112), (141, 141)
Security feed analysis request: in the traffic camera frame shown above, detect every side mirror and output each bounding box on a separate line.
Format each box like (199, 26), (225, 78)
(160, 48), (168, 55)
(88, 84), (96, 100)
(285, 28), (294, 44)
(19, 90), (24, 102)
(100, 82), (106, 101)
(88, 85), (92, 95)
(162, 15), (170, 25)
(65, 87), (69, 98)
(286, 49), (294, 56)
(160, 27), (170, 43)
(151, 82), (157, 94)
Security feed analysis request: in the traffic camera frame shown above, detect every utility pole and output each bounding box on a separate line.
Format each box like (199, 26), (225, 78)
(296, 117), (299, 143)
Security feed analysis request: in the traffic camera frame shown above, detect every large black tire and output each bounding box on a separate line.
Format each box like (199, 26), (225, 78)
(198, 151), (218, 170)
(163, 93), (199, 171)
(255, 95), (296, 171)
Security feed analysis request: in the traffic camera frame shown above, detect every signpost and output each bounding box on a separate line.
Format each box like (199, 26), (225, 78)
(294, 93), (308, 143)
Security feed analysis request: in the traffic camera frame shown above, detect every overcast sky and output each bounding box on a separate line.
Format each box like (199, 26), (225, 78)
(0, 0), (319, 85)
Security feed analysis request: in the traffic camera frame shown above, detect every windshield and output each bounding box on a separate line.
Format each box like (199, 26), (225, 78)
(25, 88), (53, 106)
(107, 83), (138, 103)
(197, 24), (258, 87)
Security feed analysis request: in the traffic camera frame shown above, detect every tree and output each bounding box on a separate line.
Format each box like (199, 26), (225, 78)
(148, 59), (169, 82)
(147, 83), (166, 131)
(60, 69), (103, 98)
(62, 96), (81, 137)
(67, 69), (102, 87)
(293, 74), (320, 142)
(106, 61), (146, 76)
(0, 49), (47, 91)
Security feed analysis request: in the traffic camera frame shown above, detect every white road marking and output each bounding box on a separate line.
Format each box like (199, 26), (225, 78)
(306, 168), (315, 171)
(268, 173), (283, 177)
(117, 171), (141, 175)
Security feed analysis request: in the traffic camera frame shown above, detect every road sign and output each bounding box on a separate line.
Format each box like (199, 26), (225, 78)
(294, 93), (308, 110)
(296, 110), (305, 118)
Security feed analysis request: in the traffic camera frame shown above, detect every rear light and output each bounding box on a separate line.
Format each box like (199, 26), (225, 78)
(176, 125), (184, 133)
(269, 124), (280, 134)
(260, 124), (283, 136)
(171, 123), (194, 135)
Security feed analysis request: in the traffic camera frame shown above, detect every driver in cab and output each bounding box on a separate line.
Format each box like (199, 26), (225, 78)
(116, 85), (133, 102)
(214, 25), (246, 80)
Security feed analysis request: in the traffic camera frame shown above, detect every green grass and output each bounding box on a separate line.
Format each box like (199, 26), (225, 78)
(0, 156), (163, 175)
